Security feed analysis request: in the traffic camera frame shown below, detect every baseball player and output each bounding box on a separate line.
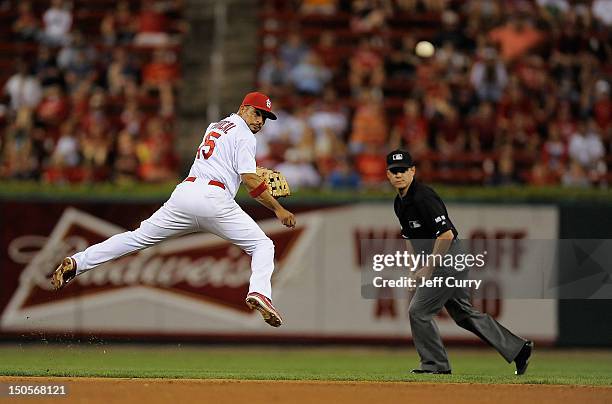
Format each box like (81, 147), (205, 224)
(386, 149), (533, 374)
(51, 92), (296, 327)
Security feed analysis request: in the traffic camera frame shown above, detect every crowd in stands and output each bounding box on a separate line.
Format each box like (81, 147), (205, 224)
(256, 0), (611, 188)
(0, 0), (185, 183)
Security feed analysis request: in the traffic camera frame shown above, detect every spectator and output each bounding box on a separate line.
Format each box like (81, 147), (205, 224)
(12, 1), (39, 42)
(57, 31), (97, 72)
(41, 0), (73, 47)
(142, 49), (179, 89)
(288, 51), (332, 96)
(137, 117), (176, 182)
(314, 30), (342, 73)
(592, 0), (612, 27)
(386, 34), (419, 78)
(396, 0), (448, 13)
(349, 37), (385, 95)
(350, 0), (392, 34)
(0, 0), (185, 185)
(491, 144), (519, 185)
(1, 109), (36, 179)
(432, 10), (473, 51)
(258, 53), (289, 94)
(300, 0), (337, 15)
(256, 107), (305, 162)
(528, 162), (555, 186)
(36, 85), (69, 127)
(389, 98), (428, 155)
(467, 101), (497, 152)
(4, 61), (42, 112)
(309, 88), (348, 146)
(275, 148), (322, 189)
(354, 151), (387, 185)
(348, 89), (387, 154)
(113, 130), (140, 183)
(592, 80), (610, 132)
(536, 0), (570, 22)
(134, 0), (171, 47)
(69, 82), (92, 119)
(279, 31), (310, 70)
(568, 120), (605, 170)
(435, 107), (465, 157)
(80, 123), (113, 181)
(58, 32), (98, 89)
(469, 47), (508, 102)
(45, 121), (81, 183)
(107, 48), (140, 96)
(80, 89), (111, 137)
(120, 100), (144, 136)
(541, 122), (567, 178)
(100, 1), (137, 46)
(462, 0), (502, 31)
(436, 41), (470, 83)
(562, 160), (591, 187)
(142, 48), (179, 117)
(33, 46), (64, 89)
(327, 157), (361, 189)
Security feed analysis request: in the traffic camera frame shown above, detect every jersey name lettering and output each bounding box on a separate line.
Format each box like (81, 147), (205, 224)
(210, 120), (237, 134)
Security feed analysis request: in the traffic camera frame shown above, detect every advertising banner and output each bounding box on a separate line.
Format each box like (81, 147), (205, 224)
(0, 202), (558, 342)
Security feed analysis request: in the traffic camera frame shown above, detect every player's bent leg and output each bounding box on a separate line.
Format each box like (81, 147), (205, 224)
(445, 287), (531, 373)
(199, 203), (282, 326)
(408, 281), (457, 373)
(202, 205), (276, 298)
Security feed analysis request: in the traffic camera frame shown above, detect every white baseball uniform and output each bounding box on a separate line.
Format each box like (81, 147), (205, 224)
(71, 113), (276, 298)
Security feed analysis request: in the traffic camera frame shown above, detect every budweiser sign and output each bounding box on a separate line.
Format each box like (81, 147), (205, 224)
(1, 207), (309, 333)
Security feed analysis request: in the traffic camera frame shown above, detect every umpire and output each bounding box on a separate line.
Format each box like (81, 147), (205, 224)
(386, 149), (533, 375)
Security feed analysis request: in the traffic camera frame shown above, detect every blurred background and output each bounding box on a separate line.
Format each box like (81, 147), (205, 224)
(0, 0), (610, 188)
(0, 0), (611, 349)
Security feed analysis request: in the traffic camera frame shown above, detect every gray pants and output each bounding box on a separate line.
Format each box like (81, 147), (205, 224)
(409, 268), (526, 372)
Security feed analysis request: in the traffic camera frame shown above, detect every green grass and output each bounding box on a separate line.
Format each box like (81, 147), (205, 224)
(2, 180), (612, 204)
(0, 345), (611, 386)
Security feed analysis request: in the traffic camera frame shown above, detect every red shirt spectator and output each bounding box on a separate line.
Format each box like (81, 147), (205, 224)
(138, 1), (168, 33)
(593, 83), (610, 130)
(349, 91), (387, 151)
(390, 99), (428, 156)
(467, 102), (498, 151)
(355, 153), (387, 183)
(13, 1), (39, 41)
(37, 86), (69, 127)
(143, 50), (179, 86)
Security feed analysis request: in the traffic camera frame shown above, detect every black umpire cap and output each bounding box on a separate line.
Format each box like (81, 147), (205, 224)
(386, 149), (415, 169)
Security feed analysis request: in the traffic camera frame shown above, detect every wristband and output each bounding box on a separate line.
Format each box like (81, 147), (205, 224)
(249, 181), (268, 198)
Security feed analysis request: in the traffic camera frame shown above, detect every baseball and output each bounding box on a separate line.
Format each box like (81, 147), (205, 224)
(415, 41), (435, 58)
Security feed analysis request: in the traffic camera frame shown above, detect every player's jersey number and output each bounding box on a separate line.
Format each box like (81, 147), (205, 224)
(196, 131), (222, 159)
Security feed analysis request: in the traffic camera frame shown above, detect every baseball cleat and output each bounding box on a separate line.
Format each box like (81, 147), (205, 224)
(245, 292), (283, 327)
(514, 341), (534, 375)
(51, 257), (77, 291)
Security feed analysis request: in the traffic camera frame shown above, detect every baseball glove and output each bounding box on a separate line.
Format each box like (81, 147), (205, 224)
(256, 166), (291, 198)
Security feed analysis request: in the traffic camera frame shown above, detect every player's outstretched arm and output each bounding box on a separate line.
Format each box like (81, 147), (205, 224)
(241, 173), (296, 228)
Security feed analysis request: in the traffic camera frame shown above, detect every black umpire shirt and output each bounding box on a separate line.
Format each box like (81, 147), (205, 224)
(394, 180), (458, 252)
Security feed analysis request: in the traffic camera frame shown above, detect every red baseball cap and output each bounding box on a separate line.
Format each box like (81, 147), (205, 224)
(241, 92), (277, 120)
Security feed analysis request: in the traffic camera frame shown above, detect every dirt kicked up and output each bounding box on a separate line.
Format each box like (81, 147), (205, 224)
(1, 377), (611, 404)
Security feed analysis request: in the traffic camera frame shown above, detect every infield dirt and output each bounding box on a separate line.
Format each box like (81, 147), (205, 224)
(1, 377), (611, 404)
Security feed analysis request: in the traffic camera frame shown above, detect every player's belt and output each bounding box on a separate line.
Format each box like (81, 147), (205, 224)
(208, 180), (226, 190)
(183, 176), (226, 190)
